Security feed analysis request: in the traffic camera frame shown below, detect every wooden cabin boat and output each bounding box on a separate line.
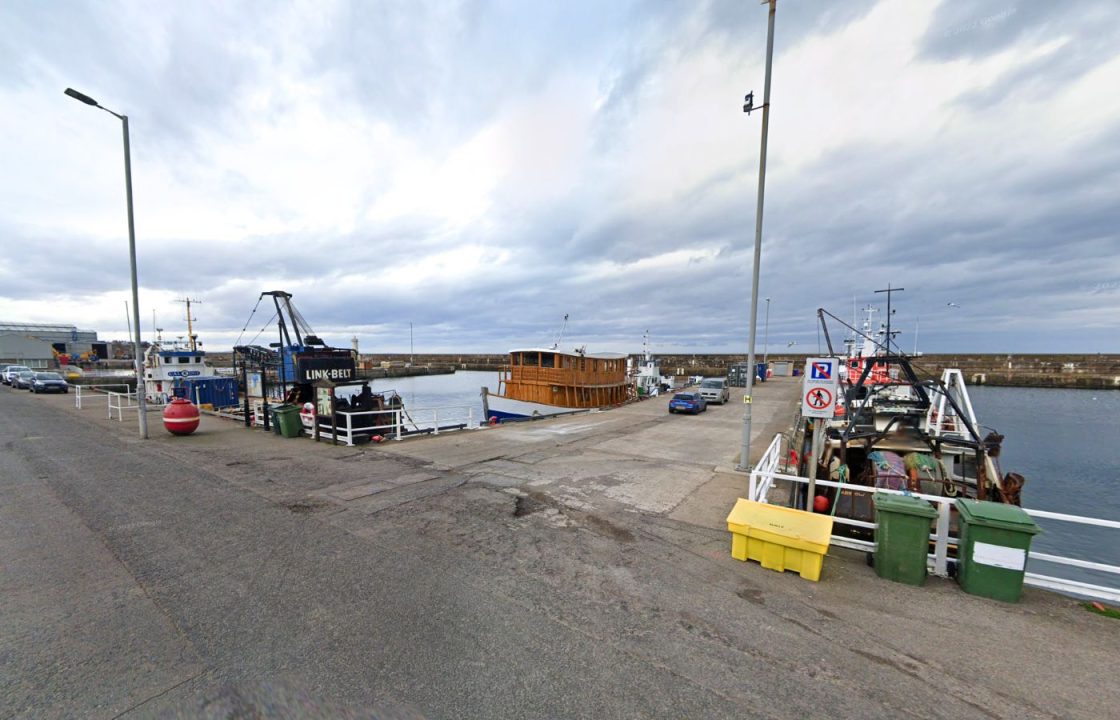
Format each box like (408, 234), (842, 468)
(483, 347), (629, 421)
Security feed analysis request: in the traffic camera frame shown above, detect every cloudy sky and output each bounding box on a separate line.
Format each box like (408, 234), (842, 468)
(2, 0), (1118, 355)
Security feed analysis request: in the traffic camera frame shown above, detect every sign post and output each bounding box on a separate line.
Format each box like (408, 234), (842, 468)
(801, 357), (840, 510)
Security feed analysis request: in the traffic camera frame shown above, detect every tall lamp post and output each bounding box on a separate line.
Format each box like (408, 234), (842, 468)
(65, 87), (148, 439)
(738, 0), (777, 471)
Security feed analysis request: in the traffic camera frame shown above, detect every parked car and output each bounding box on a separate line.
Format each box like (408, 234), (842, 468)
(698, 377), (730, 405)
(12, 370), (36, 389)
(3, 365), (31, 385)
(30, 371), (69, 394)
(668, 392), (707, 415)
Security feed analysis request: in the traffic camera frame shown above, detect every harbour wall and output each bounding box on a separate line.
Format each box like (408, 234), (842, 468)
(359, 353), (1120, 389)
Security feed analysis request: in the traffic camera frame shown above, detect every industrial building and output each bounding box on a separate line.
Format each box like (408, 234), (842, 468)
(0, 322), (109, 369)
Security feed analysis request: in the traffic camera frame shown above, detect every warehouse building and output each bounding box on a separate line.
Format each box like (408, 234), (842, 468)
(0, 322), (108, 368)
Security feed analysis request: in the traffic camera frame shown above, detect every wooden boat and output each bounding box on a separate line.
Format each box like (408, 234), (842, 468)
(483, 347), (629, 421)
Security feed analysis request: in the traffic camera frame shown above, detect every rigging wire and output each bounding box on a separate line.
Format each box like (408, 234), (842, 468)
(234, 296), (265, 347)
(244, 311), (278, 348)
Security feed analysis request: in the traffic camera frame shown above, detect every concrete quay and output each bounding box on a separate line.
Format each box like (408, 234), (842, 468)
(2, 378), (1117, 719)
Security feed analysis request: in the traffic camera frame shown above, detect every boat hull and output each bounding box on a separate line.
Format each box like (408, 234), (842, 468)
(485, 393), (584, 421)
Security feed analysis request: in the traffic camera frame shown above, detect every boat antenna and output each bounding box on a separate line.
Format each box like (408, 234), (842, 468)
(874, 284), (904, 365)
(176, 297), (201, 351)
(552, 314), (569, 350)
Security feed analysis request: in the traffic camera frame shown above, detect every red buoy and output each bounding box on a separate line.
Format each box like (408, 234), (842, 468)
(813, 495), (830, 513)
(162, 397), (200, 436)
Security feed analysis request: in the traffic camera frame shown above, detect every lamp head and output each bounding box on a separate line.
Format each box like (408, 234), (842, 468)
(64, 88), (99, 106)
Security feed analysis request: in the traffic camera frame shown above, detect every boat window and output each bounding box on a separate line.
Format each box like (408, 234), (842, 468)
(178, 357), (190, 364)
(541, 353), (555, 369)
(561, 356), (572, 369)
(511, 353), (520, 365)
(523, 351), (539, 366)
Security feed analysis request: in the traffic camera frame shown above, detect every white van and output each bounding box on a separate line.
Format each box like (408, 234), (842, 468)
(698, 377), (730, 405)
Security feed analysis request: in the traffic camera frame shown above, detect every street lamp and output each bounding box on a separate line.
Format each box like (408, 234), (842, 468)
(65, 87), (148, 439)
(738, 0), (777, 471)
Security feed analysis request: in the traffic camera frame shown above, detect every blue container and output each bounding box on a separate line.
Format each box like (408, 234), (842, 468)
(756, 363), (767, 382)
(181, 377), (239, 408)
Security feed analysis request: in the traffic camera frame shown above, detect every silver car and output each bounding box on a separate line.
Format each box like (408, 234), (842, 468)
(12, 370), (36, 389)
(698, 377), (730, 405)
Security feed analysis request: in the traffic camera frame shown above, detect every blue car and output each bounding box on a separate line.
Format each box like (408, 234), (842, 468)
(668, 392), (707, 415)
(30, 372), (69, 393)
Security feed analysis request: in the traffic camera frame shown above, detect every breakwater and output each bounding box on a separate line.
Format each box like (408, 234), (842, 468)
(359, 353), (1120, 389)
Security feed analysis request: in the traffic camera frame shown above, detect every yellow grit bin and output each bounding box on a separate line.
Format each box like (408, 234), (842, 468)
(726, 498), (834, 582)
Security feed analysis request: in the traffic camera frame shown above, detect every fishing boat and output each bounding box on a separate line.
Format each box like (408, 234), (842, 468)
(631, 332), (671, 397)
(483, 346), (630, 421)
(143, 301), (237, 407)
(786, 302), (1025, 537)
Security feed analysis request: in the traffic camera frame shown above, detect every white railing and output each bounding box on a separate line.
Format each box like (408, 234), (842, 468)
(73, 383), (133, 409)
(300, 404), (478, 446)
(107, 389), (140, 420)
(748, 433), (785, 502)
(747, 433), (1120, 603)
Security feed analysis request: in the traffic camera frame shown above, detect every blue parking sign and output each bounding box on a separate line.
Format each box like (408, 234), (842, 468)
(810, 360), (833, 380)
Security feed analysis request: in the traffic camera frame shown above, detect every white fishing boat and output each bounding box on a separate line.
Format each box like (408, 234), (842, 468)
(631, 332), (671, 397)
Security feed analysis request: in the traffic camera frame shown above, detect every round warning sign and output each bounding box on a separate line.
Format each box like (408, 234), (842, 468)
(805, 387), (832, 410)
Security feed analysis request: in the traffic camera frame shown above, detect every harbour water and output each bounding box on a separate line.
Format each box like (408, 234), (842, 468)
(362, 370), (500, 414)
(968, 385), (1120, 590)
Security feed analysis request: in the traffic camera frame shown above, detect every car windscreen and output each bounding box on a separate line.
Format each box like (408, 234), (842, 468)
(673, 394), (694, 401)
(700, 380), (721, 388)
(37, 373), (63, 380)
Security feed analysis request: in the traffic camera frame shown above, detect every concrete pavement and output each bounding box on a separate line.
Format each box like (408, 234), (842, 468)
(2, 379), (1117, 719)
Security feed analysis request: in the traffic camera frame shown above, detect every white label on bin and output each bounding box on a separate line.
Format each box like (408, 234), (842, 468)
(972, 542), (1026, 571)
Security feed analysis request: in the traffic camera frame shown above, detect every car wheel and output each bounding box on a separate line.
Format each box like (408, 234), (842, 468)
(668, 408), (674, 414)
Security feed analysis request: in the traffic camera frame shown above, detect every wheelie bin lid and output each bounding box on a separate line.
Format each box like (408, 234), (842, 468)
(956, 499), (1040, 534)
(873, 492), (937, 518)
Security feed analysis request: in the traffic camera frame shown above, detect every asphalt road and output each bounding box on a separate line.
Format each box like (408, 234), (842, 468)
(2, 385), (1118, 719)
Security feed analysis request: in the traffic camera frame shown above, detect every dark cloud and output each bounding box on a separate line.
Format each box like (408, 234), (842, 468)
(2, 1), (1118, 354)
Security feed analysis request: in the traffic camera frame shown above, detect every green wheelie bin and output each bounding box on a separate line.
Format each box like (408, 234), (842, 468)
(272, 404), (303, 438)
(873, 492), (937, 586)
(955, 499), (1041, 602)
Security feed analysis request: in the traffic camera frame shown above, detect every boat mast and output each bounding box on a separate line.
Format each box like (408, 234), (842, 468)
(177, 297), (201, 351)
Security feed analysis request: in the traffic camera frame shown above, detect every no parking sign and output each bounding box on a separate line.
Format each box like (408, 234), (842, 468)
(802, 357), (839, 419)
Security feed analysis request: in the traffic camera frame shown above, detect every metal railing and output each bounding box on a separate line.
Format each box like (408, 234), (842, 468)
(281, 404), (478, 446)
(73, 383), (133, 409)
(748, 433), (1120, 603)
(107, 388), (140, 421)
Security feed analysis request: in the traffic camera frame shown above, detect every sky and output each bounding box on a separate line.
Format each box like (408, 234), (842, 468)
(1, 0), (1118, 355)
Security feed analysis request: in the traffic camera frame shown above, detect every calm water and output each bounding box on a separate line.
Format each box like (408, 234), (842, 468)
(967, 386), (1120, 589)
(363, 370), (499, 415)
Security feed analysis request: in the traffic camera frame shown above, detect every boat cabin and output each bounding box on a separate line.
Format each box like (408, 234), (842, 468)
(499, 348), (629, 409)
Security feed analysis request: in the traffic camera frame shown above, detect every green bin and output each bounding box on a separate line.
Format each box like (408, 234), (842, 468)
(955, 499), (1040, 602)
(271, 404), (303, 438)
(873, 493), (937, 586)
